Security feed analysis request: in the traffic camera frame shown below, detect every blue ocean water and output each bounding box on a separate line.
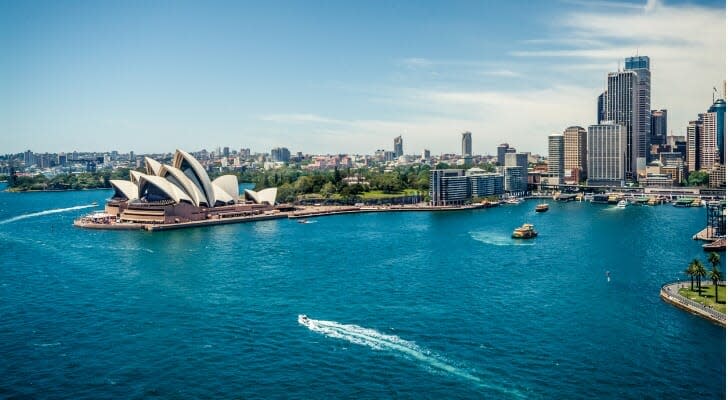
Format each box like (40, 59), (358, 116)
(0, 183), (724, 399)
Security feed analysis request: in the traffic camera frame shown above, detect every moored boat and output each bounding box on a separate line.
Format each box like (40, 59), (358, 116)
(512, 223), (537, 239)
(535, 203), (549, 212)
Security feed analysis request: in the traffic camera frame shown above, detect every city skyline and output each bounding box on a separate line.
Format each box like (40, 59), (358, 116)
(1, 0), (725, 155)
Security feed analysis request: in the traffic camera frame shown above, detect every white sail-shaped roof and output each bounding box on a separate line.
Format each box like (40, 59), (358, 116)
(173, 149), (215, 207)
(110, 179), (139, 201)
(213, 184), (234, 205)
(159, 165), (208, 207)
(144, 157), (163, 176)
(129, 170), (143, 185)
(212, 175), (239, 201)
(138, 174), (193, 204)
(244, 188), (277, 205)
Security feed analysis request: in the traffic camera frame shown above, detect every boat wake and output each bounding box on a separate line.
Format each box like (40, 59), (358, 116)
(298, 315), (487, 385)
(469, 231), (534, 246)
(0, 204), (95, 225)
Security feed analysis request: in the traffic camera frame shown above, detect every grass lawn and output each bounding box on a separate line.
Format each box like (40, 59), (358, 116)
(678, 285), (726, 314)
(360, 189), (420, 200)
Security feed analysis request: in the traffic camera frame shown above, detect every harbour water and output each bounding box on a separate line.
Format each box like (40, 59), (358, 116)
(0, 183), (724, 398)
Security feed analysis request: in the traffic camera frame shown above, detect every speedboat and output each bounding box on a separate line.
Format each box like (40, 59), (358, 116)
(298, 314), (311, 325)
(535, 203), (549, 212)
(298, 219), (309, 224)
(616, 200), (627, 208)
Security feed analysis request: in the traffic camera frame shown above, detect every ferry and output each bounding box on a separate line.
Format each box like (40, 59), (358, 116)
(535, 203), (549, 212)
(503, 197), (523, 205)
(512, 223), (538, 239)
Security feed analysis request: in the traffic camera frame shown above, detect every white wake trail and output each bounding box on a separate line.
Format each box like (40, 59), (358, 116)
(0, 204), (95, 225)
(299, 315), (482, 384)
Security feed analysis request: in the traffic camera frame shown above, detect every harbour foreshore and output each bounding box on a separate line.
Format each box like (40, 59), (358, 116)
(74, 203), (486, 231)
(660, 281), (726, 327)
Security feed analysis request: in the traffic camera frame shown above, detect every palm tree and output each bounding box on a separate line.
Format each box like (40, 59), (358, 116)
(685, 261), (696, 291)
(709, 265), (723, 303)
(694, 260), (707, 295)
(708, 252), (721, 270)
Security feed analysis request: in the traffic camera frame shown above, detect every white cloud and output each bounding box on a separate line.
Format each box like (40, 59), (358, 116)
(261, 0), (724, 155)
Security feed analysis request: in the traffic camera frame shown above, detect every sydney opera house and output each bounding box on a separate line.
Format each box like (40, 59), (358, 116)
(105, 149), (278, 224)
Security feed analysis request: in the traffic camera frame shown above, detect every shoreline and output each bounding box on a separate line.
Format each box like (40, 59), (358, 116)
(660, 281), (726, 327)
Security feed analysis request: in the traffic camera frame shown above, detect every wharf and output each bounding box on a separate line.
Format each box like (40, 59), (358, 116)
(75, 203), (484, 231)
(693, 227), (718, 241)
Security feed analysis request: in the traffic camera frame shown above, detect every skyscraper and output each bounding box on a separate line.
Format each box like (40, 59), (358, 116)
(461, 131), (472, 158)
(597, 91), (606, 123)
(650, 109), (667, 146)
(394, 136), (403, 158)
(587, 122), (627, 186)
(497, 143), (510, 166)
(563, 126), (587, 182)
(686, 120), (701, 173)
(547, 134), (564, 186)
(699, 112), (718, 170)
(606, 70), (639, 178)
(624, 56), (651, 169)
(708, 99), (725, 164)
(504, 152), (528, 193)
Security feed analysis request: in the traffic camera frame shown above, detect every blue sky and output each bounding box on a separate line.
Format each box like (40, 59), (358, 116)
(1, 0), (725, 155)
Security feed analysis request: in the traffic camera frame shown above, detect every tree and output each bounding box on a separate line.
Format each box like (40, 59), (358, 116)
(694, 259), (707, 294)
(708, 252), (722, 302)
(687, 170), (709, 186)
(685, 261), (697, 291)
(709, 264), (723, 303)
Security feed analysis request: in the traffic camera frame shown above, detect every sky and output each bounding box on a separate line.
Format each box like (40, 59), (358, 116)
(0, 0), (725, 156)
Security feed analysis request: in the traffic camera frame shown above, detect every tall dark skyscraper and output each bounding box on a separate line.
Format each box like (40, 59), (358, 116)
(605, 70), (638, 178)
(624, 56), (651, 170)
(708, 98), (725, 164)
(393, 136), (403, 158)
(650, 109), (667, 146)
(496, 143), (510, 166)
(461, 132), (472, 158)
(597, 91), (606, 123)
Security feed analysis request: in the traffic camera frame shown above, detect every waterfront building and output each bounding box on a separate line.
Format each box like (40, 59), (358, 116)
(547, 134), (564, 186)
(587, 122), (627, 186)
(394, 136), (403, 158)
(496, 143), (511, 166)
(563, 126), (587, 183)
(466, 168), (504, 198)
(698, 112), (718, 170)
(650, 109), (667, 149)
(625, 56), (651, 162)
(462, 132), (472, 158)
(605, 70), (639, 179)
(686, 120), (701, 172)
(708, 98), (725, 164)
(660, 152), (686, 184)
(107, 149), (277, 224)
(504, 152), (528, 193)
(709, 164), (726, 188)
(429, 169), (469, 206)
(271, 147), (291, 163)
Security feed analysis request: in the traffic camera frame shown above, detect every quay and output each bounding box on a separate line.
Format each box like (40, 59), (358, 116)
(660, 281), (726, 327)
(75, 203), (485, 231)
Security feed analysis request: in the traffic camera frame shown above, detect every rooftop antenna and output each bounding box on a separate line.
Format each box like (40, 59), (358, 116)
(713, 86), (717, 103)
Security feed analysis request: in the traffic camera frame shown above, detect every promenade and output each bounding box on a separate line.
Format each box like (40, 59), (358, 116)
(660, 281), (726, 327)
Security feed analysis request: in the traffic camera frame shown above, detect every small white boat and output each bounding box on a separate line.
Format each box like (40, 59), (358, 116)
(616, 200), (627, 208)
(298, 314), (311, 326)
